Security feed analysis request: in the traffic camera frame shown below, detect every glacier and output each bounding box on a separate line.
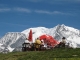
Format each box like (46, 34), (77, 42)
(0, 24), (80, 52)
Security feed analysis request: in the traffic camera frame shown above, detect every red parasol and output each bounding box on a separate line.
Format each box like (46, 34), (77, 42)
(39, 34), (59, 46)
(28, 29), (33, 41)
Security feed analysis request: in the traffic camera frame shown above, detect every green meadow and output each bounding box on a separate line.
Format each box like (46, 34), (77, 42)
(0, 48), (80, 60)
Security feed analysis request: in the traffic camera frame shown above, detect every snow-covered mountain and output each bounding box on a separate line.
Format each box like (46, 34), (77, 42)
(0, 24), (80, 52)
(0, 32), (26, 52)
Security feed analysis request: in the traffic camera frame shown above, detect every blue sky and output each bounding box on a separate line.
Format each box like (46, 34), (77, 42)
(0, 0), (80, 37)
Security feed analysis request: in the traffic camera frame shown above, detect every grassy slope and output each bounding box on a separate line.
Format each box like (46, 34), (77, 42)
(0, 48), (80, 60)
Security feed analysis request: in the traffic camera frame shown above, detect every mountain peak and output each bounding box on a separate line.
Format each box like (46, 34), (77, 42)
(55, 24), (79, 34)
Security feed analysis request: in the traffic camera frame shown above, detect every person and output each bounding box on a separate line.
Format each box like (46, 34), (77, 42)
(24, 38), (30, 43)
(60, 37), (66, 48)
(40, 40), (45, 51)
(62, 37), (66, 43)
(24, 38), (31, 51)
(35, 38), (41, 51)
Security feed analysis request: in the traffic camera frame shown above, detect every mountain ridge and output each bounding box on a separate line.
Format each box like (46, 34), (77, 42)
(0, 24), (80, 52)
